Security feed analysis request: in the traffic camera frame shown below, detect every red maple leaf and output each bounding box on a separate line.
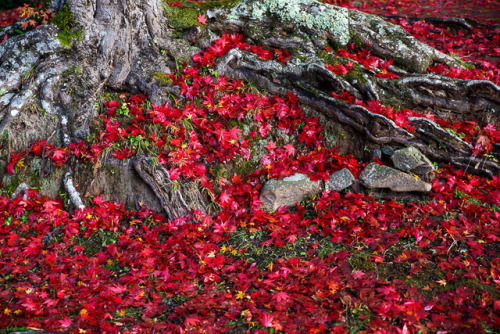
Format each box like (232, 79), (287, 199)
(185, 315), (201, 327)
(22, 298), (38, 311)
(59, 318), (72, 329)
(197, 14), (206, 25)
(109, 284), (128, 295)
(494, 300), (500, 312)
(273, 291), (290, 303)
(260, 312), (274, 327)
(473, 135), (492, 156)
(112, 147), (134, 160)
(6, 150), (27, 175)
(326, 63), (350, 75)
(219, 191), (232, 208)
(283, 144), (295, 156)
(51, 149), (68, 164)
(231, 173), (243, 184)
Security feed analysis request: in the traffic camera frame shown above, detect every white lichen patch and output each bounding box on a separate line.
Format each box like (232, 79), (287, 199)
(228, 0), (350, 44)
(10, 109), (19, 117)
(0, 93), (14, 109)
(283, 173), (306, 182)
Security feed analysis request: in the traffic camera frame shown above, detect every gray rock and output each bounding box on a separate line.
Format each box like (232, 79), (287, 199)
(391, 146), (435, 182)
(381, 146), (395, 160)
(359, 163), (432, 192)
(326, 168), (355, 192)
(370, 148), (382, 161)
(260, 173), (323, 211)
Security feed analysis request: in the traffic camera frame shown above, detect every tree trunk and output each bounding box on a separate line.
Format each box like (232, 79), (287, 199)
(1, 0), (499, 213)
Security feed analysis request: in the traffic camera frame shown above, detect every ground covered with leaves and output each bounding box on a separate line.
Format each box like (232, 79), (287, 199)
(1, 0), (499, 333)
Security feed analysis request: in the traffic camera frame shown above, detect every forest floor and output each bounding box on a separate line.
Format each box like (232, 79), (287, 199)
(0, 0), (499, 333)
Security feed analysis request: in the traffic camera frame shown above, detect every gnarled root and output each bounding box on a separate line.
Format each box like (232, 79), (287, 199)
(215, 49), (500, 177)
(132, 156), (213, 221)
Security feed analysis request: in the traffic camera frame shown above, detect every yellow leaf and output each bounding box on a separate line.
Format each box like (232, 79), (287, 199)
(437, 279), (447, 286)
(236, 291), (245, 300)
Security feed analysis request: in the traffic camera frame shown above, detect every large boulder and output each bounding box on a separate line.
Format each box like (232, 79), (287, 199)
(359, 163), (432, 192)
(391, 146), (435, 182)
(326, 168), (355, 192)
(260, 173), (323, 211)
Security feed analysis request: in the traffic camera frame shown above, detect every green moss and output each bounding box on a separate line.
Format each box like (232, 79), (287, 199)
(211, 157), (257, 193)
(1, 159), (41, 196)
(101, 91), (122, 102)
(1, 174), (25, 196)
(225, 228), (313, 269)
(0, 328), (30, 334)
(450, 53), (475, 69)
(57, 30), (78, 47)
(194, 0), (242, 11)
(349, 33), (363, 48)
(1, 156), (66, 199)
(344, 64), (369, 84)
(349, 247), (499, 300)
(53, 2), (81, 47)
(53, 2), (74, 30)
(327, 39), (344, 52)
(349, 251), (376, 272)
(62, 65), (83, 78)
(318, 50), (369, 84)
(315, 236), (345, 257)
(153, 72), (173, 85)
(294, 54), (309, 62)
(406, 269), (499, 299)
(246, 23), (270, 40)
(318, 50), (337, 65)
(163, 3), (201, 31)
(73, 229), (121, 256)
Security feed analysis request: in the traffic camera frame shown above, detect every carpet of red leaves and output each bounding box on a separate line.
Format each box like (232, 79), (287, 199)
(1, 1), (499, 333)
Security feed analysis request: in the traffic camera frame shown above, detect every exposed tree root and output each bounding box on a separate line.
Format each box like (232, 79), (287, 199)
(215, 48), (500, 177)
(383, 15), (497, 30)
(132, 156), (212, 221)
(377, 76), (500, 126)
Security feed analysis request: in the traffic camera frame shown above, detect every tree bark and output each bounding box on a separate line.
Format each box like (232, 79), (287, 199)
(1, 0), (499, 212)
